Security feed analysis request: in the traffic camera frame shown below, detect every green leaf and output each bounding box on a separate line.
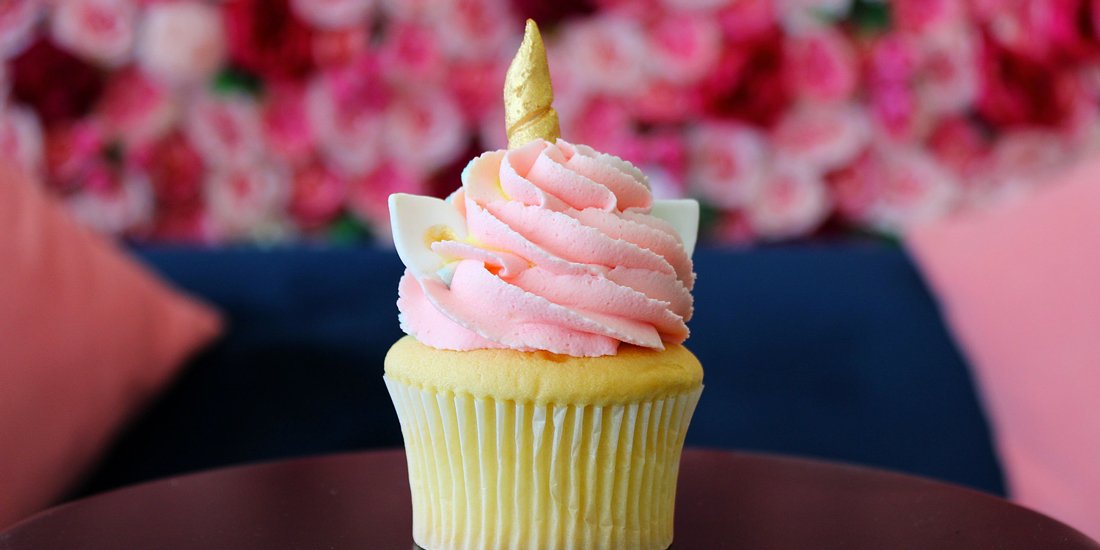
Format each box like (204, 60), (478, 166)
(848, 0), (891, 32)
(327, 213), (374, 245)
(696, 200), (724, 237)
(211, 67), (263, 97)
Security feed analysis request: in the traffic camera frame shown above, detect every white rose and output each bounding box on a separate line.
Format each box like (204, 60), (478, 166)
(51, 0), (136, 67)
(137, 2), (225, 87)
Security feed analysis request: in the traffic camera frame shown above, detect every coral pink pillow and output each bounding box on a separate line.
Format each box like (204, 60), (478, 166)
(0, 163), (222, 529)
(907, 157), (1100, 541)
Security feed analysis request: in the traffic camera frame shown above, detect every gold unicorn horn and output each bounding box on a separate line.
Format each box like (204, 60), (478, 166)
(504, 19), (560, 149)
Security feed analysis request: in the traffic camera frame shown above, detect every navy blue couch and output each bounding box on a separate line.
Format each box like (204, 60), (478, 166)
(74, 244), (1004, 499)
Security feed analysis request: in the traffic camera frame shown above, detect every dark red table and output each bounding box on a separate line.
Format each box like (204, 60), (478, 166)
(1, 449), (1096, 549)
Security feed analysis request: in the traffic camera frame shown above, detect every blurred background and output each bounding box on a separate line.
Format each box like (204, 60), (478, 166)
(3, 0), (1100, 541)
(2, 0), (1098, 245)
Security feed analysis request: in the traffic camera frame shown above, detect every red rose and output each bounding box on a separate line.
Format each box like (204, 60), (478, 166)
(977, 39), (1081, 128)
(289, 162), (347, 230)
(9, 39), (105, 125)
(510, 0), (595, 28)
(148, 201), (216, 243)
(44, 119), (104, 192)
(223, 0), (313, 79)
(313, 27), (369, 69)
(705, 35), (790, 127)
(142, 132), (206, 210)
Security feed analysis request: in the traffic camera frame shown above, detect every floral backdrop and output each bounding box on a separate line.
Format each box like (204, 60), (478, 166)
(1, 0), (1099, 244)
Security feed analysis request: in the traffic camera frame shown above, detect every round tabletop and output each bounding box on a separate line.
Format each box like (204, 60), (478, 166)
(1, 449), (1095, 549)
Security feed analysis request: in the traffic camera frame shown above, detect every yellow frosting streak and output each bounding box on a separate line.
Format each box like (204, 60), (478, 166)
(504, 19), (560, 149)
(385, 335), (703, 406)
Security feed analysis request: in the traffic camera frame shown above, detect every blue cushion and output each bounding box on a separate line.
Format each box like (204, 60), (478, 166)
(76, 244), (1003, 497)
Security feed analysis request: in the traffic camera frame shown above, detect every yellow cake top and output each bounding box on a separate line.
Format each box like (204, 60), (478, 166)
(385, 336), (703, 405)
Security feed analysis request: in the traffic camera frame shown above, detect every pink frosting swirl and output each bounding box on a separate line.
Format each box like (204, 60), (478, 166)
(398, 138), (694, 357)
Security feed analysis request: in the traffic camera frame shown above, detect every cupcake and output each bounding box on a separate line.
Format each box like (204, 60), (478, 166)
(385, 19), (702, 550)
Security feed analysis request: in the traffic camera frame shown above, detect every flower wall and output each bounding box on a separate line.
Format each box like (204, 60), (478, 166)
(2, 0), (1099, 244)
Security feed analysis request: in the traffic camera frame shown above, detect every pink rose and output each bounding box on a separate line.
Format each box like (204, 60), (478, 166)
(96, 67), (177, 148)
(50, 0), (136, 67)
(915, 30), (980, 117)
(383, 89), (467, 177)
(864, 145), (959, 231)
(561, 15), (650, 96)
(1061, 92), (1100, 148)
(628, 81), (704, 124)
(291, 0), (373, 30)
(562, 98), (636, 162)
(712, 210), (756, 246)
(870, 82), (924, 141)
(0, 0), (42, 60)
(312, 27), (369, 68)
(545, 45), (587, 126)
(477, 107), (508, 152)
(591, 0), (660, 16)
(0, 103), (43, 177)
(686, 122), (769, 209)
(44, 119), (102, 190)
(66, 165), (154, 236)
(892, 0), (967, 36)
(868, 34), (919, 86)
(204, 162), (292, 241)
(347, 162), (425, 239)
(136, 1), (225, 87)
(636, 130), (688, 199)
(289, 162), (347, 230)
(262, 82), (315, 169)
(716, 0), (776, 44)
(306, 56), (389, 176)
(979, 131), (1071, 193)
(785, 24), (858, 103)
(867, 35), (924, 139)
(826, 151), (879, 222)
(658, 0), (731, 11)
(772, 102), (870, 172)
(431, 0), (518, 60)
(184, 92), (265, 170)
(377, 22), (445, 86)
(927, 117), (990, 176)
(745, 161), (831, 240)
(646, 14), (722, 83)
(448, 59), (507, 124)
(828, 146), (960, 231)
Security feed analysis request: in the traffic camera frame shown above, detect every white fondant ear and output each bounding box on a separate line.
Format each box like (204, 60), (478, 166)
(650, 199), (699, 257)
(389, 193), (468, 279)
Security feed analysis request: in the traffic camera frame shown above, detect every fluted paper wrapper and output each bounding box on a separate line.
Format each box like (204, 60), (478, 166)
(384, 376), (702, 550)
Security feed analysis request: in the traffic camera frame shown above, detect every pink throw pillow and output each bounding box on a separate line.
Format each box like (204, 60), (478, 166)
(907, 157), (1100, 541)
(0, 163), (223, 529)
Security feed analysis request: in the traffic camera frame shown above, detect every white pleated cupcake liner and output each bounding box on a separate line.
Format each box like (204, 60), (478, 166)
(384, 376), (702, 550)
